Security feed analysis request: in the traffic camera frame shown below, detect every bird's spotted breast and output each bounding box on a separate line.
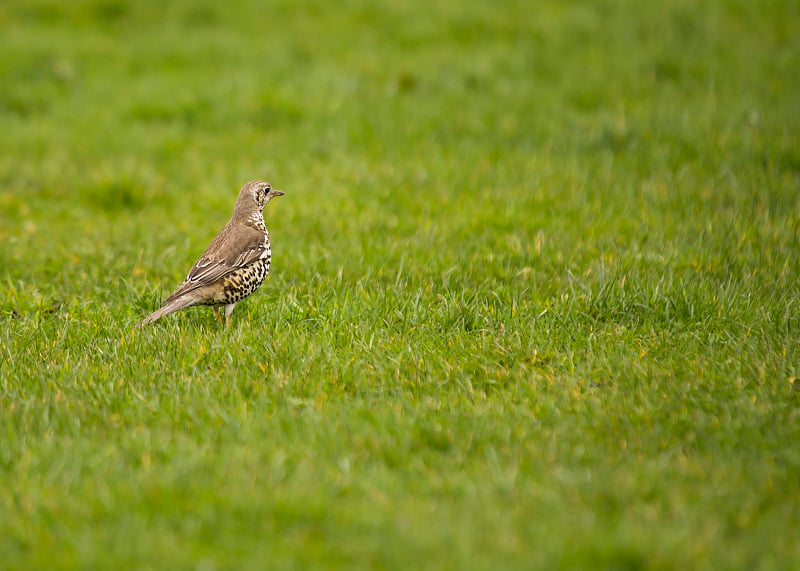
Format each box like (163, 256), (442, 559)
(200, 256), (271, 307)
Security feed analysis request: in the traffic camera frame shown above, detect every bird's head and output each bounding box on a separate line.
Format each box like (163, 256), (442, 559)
(238, 180), (285, 212)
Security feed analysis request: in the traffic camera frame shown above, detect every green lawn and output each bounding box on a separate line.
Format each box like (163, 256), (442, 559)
(2, 0), (799, 568)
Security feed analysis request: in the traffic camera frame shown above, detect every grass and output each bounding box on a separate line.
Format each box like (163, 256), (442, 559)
(1, 0), (799, 568)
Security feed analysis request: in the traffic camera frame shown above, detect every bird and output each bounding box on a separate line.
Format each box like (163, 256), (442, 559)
(138, 180), (284, 328)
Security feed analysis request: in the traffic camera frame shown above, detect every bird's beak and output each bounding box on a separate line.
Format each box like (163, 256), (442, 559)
(270, 189), (285, 197)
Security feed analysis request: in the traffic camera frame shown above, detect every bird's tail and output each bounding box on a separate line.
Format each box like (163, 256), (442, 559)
(136, 296), (196, 328)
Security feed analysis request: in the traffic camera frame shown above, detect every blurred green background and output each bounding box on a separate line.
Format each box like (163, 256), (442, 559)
(1, 1), (799, 568)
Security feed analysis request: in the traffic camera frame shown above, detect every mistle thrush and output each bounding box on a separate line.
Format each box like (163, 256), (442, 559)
(138, 180), (284, 327)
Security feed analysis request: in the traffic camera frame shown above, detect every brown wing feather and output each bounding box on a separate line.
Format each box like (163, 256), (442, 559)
(163, 221), (266, 303)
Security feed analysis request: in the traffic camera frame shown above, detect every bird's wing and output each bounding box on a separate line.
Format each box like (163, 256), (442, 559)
(163, 223), (267, 303)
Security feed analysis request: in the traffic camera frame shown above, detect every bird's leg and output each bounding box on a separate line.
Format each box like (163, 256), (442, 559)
(224, 303), (236, 328)
(213, 307), (223, 324)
